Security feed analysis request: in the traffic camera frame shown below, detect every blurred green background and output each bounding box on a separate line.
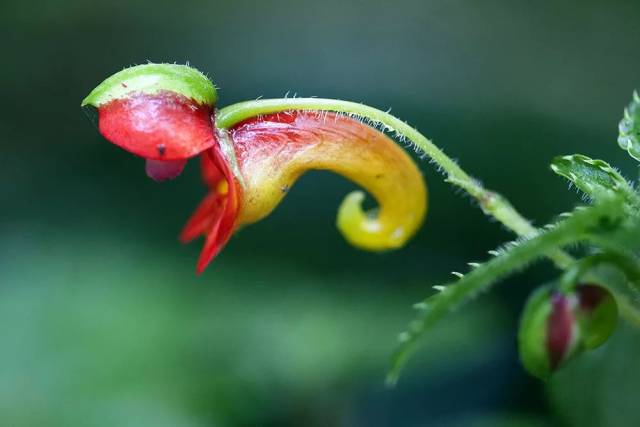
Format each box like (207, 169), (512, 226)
(2, 0), (640, 425)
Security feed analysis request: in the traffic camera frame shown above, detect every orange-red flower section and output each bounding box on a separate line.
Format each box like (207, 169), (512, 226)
(180, 110), (427, 272)
(98, 91), (217, 161)
(180, 145), (240, 274)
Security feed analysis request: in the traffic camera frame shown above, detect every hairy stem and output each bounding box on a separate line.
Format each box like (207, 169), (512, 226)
(218, 98), (570, 266)
(387, 197), (623, 385)
(220, 99), (640, 379)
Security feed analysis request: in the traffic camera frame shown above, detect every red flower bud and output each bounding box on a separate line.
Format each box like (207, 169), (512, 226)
(519, 283), (617, 379)
(547, 292), (578, 370)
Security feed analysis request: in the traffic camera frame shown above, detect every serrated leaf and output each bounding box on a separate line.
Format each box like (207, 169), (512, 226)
(550, 154), (633, 201)
(618, 91), (640, 161)
(387, 197), (625, 386)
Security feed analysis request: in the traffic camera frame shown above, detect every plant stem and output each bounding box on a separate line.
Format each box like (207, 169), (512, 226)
(219, 98), (640, 379)
(218, 98), (571, 267)
(387, 197), (622, 385)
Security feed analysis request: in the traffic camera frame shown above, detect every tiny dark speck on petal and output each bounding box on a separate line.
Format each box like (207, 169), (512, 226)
(121, 83), (128, 88)
(281, 184), (290, 193)
(375, 174), (383, 179)
(157, 144), (166, 156)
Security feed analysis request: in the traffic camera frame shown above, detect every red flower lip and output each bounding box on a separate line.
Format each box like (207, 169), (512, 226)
(82, 63), (219, 182)
(98, 91), (217, 162)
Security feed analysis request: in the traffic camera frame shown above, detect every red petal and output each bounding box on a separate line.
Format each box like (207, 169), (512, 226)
(195, 190), (239, 274)
(200, 149), (225, 187)
(179, 192), (219, 243)
(196, 217), (224, 275)
(181, 145), (241, 274)
(547, 293), (576, 369)
(98, 91), (216, 160)
(196, 147), (240, 273)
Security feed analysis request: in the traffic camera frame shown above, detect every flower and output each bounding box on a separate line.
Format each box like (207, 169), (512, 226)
(83, 64), (428, 273)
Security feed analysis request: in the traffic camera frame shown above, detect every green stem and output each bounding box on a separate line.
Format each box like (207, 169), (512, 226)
(218, 98), (571, 267)
(219, 99), (640, 380)
(387, 197), (623, 385)
(579, 241), (640, 299)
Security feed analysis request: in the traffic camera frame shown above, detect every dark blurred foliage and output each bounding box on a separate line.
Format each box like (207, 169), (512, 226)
(1, 0), (640, 425)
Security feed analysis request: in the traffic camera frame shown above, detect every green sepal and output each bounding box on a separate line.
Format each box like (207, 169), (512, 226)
(387, 198), (624, 385)
(518, 286), (553, 380)
(550, 154), (632, 201)
(81, 63), (216, 108)
(576, 285), (618, 350)
(618, 91), (640, 161)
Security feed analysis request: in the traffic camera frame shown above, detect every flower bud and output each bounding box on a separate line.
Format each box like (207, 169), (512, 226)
(518, 283), (617, 379)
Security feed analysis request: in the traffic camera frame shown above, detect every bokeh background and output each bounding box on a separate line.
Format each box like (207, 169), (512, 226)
(2, 0), (640, 425)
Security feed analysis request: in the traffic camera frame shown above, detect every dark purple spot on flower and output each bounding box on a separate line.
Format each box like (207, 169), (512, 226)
(577, 284), (606, 312)
(157, 143), (166, 156)
(145, 159), (187, 182)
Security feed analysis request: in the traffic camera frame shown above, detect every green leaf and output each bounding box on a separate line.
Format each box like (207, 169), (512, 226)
(387, 197), (625, 386)
(618, 91), (640, 161)
(550, 154), (634, 202)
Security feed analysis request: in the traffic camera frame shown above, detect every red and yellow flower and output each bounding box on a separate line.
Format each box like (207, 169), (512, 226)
(82, 64), (427, 273)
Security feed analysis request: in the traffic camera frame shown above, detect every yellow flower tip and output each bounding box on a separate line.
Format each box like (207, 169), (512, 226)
(229, 111), (428, 251)
(336, 190), (418, 251)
